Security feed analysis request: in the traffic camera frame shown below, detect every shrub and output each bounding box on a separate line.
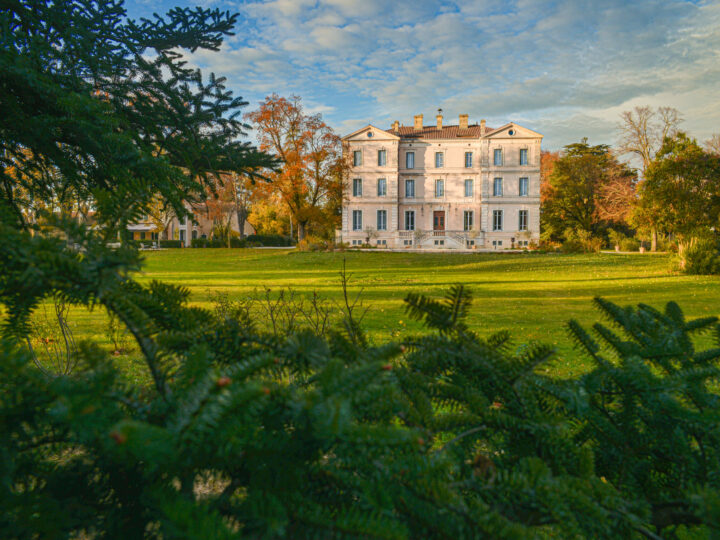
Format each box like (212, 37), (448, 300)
(619, 237), (641, 251)
(159, 239), (182, 248)
(296, 235), (329, 251)
(562, 229), (602, 253)
(676, 236), (720, 274)
(246, 234), (294, 247)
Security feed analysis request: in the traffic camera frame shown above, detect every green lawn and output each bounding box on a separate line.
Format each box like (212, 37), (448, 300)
(40, 249), (720, 382)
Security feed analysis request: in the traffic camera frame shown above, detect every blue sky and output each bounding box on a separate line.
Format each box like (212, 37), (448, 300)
(125, 0), (720, 150)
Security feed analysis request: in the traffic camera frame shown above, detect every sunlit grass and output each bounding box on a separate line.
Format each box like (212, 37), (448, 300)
(33, 248), (720, 383)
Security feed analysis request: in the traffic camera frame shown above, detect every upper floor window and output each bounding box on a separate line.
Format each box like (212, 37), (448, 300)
(435, 179), (444, 198)
(520, 148), (528, 166)
(352, 210), (362, 231)
(435, 152), (444, 168)
(463, 210), (474, 231)
(404, 210), (415, 231)
(178, 215), (186, 226)
(377, 210), (387, 231)
(353, 150), (362, 166)
(519, 209), (528, 231)
(405, 179), (415, 198)
(378, 149), (387, 166)
(464, 179), (474, 197)
(465, 152), (473, 168)
(519, 177), (529, 197)
(377, 178), (387, 197)
(493, 177), (503, 197)
(405, 151), (415, 169)
(493, 148), (503, 166)
(493, 210), (503, 231)
(353, 178), (362, 197)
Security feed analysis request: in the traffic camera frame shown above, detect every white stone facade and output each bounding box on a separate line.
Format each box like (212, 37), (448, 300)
(340, 114), (542, 250)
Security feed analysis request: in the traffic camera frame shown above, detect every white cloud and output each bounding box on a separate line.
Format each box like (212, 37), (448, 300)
(167, 0), (720, 149)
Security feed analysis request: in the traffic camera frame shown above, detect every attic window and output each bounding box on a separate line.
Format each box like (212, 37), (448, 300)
(508, 129), (515, 136)
(367, 132), (374, 138)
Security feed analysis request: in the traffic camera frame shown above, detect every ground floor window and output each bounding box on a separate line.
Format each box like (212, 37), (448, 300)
(404, 210), (415, 231)
(377, 239), (387, 246)
(466, 240), (475, 247)
(493, 210), (503, 231)
(463, 210), (474, 231)
(492, 240), (503, 247)
(518, 209), (528, 231)
(404, 240), (412, 246)
(352, 210), (362, 231)
(434, 240), (445, 246)
(377, 210), (387, 231)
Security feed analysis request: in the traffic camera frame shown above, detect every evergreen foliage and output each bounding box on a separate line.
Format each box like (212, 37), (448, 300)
(2, 2), (720, 538)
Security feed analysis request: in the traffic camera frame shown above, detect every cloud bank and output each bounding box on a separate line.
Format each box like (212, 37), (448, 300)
(127, 0), (720, 149)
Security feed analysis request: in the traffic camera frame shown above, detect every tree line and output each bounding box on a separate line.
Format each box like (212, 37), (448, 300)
(542, 106), (720, 269)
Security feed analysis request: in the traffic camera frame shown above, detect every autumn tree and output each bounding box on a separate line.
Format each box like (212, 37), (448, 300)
(541, 139), (636, 244)
(245, 95), (347, 241)
(618, 106), (682, 249)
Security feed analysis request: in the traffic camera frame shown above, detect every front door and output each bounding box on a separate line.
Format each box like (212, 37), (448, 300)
(433, 211), (445, 231)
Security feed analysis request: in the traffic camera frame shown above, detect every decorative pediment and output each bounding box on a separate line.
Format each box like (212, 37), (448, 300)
(485, 122), (543, 139)
(342, 124), (400, 141)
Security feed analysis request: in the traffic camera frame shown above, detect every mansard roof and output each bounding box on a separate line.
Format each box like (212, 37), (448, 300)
(388, 124), (494, 140)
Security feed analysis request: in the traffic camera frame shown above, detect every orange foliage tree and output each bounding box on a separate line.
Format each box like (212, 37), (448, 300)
(245, 95), (346, 241)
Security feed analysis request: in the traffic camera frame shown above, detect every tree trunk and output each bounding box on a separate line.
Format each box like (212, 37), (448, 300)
(236, 207), (247, 239)
(298, 221), (307, 242)
(651, 229), (658, 252)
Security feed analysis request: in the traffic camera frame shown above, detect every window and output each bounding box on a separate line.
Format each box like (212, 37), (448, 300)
(465, 152), (473, 168)
(466, 240), (475, 247)
(493, 210), (503, 231)
(404, 210), (415, 231)
(494, 148), (503, 166)
(353, 178), (362, 197)
(353, 150), (362, 166)
(377, 178), (387, 197)
(435, 152), (444, 168)
(352, 210), (362, 231)
(406, 151), (415, 169)
(463, 210), (474, 231)
(464, 179), (474, 197)
(519, 177), (529, 197)
(404, 239), (412, 246)
(378, 149), (387, 166)
(518, 210), (528, 231)
(377, 210), (387, 231)
(178, 215), (186, 226)
(435, 179), (444, 198)
(520, 148), (528, 166)
(377, 239), (387, 246)
(493, 177), (503, 197)
(405, 179), (415, 198)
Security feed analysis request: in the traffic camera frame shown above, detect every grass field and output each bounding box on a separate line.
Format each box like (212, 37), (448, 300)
(46, 249), (720, 382)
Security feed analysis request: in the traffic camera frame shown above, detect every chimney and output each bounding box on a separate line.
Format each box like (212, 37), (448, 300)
(459, 114), (468, 130)
(436, 109), (443, 130)
(480, 119), (486, 135)
(392, 120), (399, 131)
(414, 114), (423, 131)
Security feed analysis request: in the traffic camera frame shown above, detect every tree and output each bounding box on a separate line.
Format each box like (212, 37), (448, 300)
(245, 95), (347, 241)
(541, 139), (636, 244)
(147, 194), (176, 240)
(0, 0), (276, 238)
(637, 132), (720, 243)
(617, 106), (683, 250)
(706, 134), (720, 156)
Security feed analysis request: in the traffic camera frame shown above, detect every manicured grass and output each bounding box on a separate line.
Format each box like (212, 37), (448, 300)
(34, 249), (720, 383)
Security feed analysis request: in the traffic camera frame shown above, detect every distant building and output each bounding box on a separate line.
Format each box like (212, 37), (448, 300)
(128, 203), (255, 246)
(340, 112), (542, 250)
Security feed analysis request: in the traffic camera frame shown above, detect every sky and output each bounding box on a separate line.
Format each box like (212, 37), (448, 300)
(125, 0), (720, 150)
